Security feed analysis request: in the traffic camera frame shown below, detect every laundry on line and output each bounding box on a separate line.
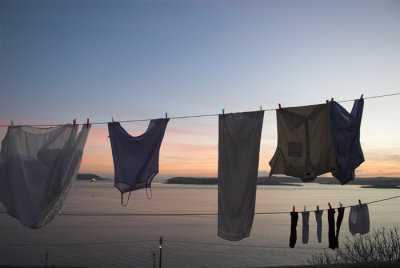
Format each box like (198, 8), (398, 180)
(0, 93), (396, 251)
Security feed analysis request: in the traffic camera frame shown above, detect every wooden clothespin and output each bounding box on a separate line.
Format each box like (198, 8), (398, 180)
(112, 117), (114, 122)
(328, 202), (333, 211)
(358, 199), (362, 207)
(304, 205), (306, 212)
(10, 120), (14, 126)
(86, 118), (90, 128)
(73, 119), (76, 127)
(339, 202), (343, 209)
(260, 105), (263, 111)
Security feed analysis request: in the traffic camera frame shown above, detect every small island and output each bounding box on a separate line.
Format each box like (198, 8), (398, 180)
(76, 173), (112, 182)
(165, 176), (303, 186)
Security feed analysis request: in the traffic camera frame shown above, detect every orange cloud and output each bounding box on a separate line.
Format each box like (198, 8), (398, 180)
(355, 152), (400, 177)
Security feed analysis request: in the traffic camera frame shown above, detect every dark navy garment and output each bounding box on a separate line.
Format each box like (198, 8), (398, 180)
(330, 99), (364, 185)
(108, 119), (168, 194)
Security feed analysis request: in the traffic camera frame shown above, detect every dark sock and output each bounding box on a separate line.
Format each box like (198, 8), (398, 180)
(328, 209), (336, 249)
(289, 212), (298, 248)
(334, 207), (345, 249)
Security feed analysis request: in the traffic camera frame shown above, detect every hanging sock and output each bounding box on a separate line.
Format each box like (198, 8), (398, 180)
(334, 207), (345, 248)
(349, 204), (370, 235)
(218, 111), (264, 241)
(108, 119), (169, 205)
(315, 210), (323, 243)
(289, 212), (299, 248)
(301, 211), (310, 244)
(328, 209), (336, 249)
(0, 124), (91, 228)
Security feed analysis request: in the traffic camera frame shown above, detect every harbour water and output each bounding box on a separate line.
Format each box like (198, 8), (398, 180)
(0, 181), (399, 267)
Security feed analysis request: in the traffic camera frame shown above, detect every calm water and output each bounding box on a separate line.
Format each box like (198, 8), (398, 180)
(0, 181), (399, 268)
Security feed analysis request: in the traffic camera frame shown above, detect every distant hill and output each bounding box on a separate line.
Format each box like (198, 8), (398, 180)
(76, 173), (111, 181)
(166, 176), (400, 188)
(166, 176), (302, 186)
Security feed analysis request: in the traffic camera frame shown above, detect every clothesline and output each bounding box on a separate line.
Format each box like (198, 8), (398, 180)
(0, 92), (399, 128)
(2, 195), (397, 217)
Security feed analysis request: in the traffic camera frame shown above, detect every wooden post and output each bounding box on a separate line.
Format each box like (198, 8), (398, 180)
(159, 236), (163, 268)
(44, 250), (49, 267)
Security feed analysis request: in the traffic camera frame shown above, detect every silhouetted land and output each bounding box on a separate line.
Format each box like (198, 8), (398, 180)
(76, 173), (111, 181)
(75, 173), (400, 189)
(165, 176), (400, 188)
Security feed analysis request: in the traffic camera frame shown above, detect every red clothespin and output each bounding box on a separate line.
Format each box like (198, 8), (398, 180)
(328, 202), (333, 211)
(292, 206), (295, 213)
(73, 119), (76, 127)
(165, 112), (168, 122)
(86, 118), (89, 128)
(278, 104), (282, 109)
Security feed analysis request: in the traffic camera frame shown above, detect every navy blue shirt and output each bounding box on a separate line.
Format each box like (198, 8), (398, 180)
(108, 119), (168, 194)
(331, 99), (364, 184)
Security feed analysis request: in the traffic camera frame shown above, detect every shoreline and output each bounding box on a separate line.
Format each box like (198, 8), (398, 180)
(75, 174), (400, 189)
(164, 176), (400, 189)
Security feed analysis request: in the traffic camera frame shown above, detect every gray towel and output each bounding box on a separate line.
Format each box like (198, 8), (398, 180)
(218, 111), (264, 241)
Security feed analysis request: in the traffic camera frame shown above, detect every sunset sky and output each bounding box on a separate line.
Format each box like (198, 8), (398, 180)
(0, 0), (399, 180)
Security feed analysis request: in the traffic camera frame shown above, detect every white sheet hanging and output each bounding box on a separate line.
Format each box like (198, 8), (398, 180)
(0, 124), (90, 228)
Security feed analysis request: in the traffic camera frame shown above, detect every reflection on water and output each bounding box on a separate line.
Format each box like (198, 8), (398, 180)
(0, 181), (399, 267)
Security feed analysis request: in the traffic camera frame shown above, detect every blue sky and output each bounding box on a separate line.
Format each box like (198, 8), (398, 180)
(0, 0), (399, 178)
